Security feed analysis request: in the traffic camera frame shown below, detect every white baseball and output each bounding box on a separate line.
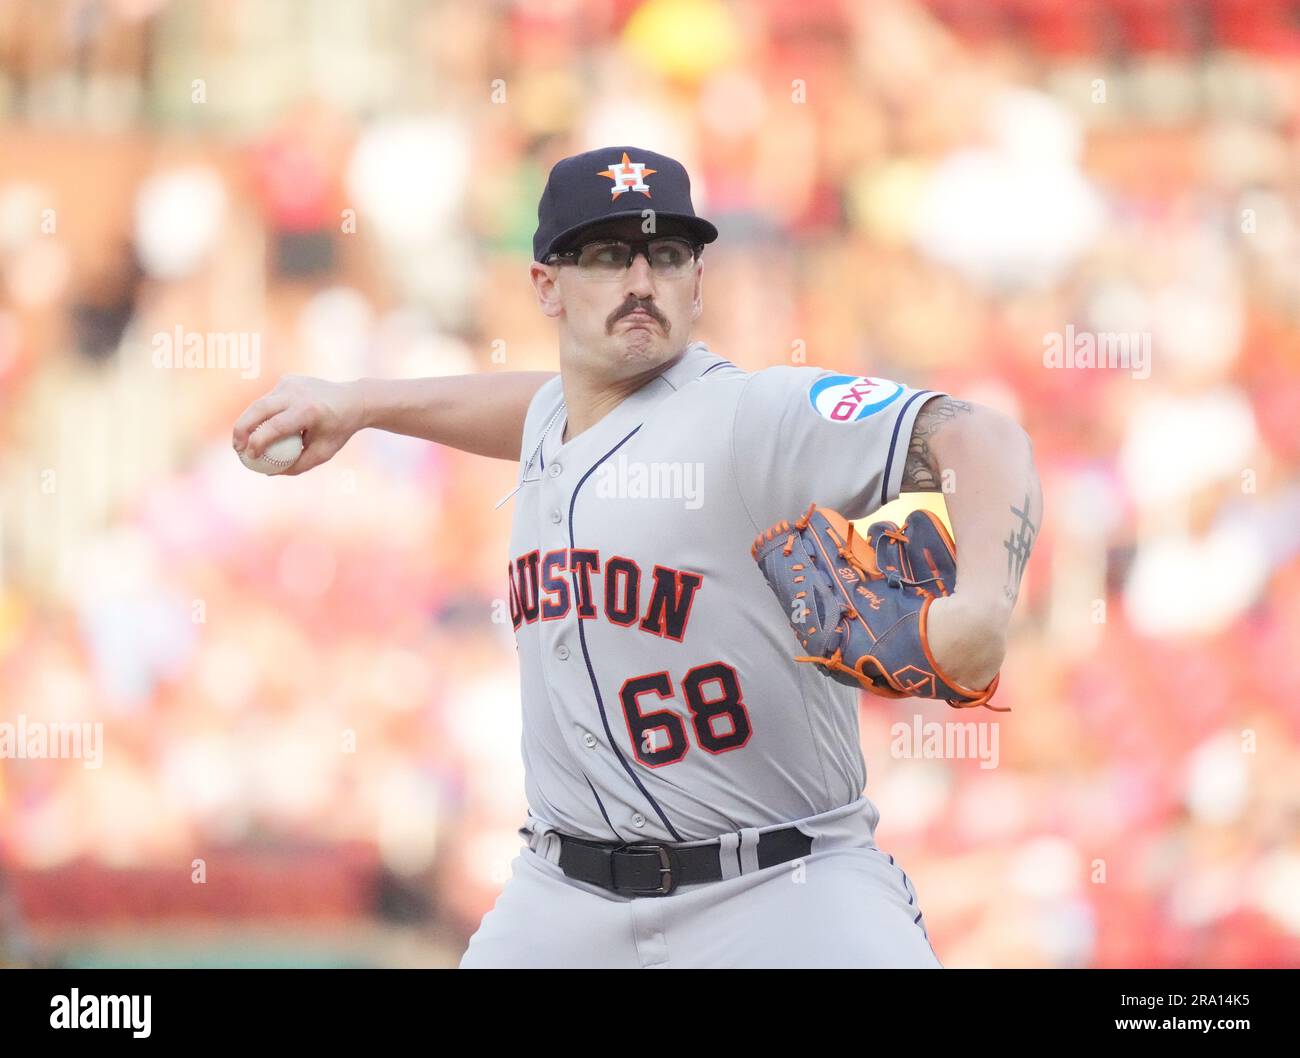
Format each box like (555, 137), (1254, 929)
(239, 425), (304, 475)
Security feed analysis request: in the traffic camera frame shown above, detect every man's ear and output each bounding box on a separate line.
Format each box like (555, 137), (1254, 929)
(530, 262), (564, 319)
(691, 260), (703, 321)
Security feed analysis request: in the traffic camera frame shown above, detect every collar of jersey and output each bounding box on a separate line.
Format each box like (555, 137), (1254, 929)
(541, 341), (719, 466)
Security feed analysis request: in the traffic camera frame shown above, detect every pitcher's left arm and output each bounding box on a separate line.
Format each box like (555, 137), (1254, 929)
(900, 396), (1044, 691)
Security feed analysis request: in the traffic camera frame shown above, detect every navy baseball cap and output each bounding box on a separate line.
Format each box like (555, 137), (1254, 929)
(533, 146), (719, 263)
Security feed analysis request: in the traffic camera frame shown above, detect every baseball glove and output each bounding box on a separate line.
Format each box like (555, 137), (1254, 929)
(751, 503), (1006, 712)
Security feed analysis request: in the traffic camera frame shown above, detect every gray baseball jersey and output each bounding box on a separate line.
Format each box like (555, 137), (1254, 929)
(503, 340), (943, 844)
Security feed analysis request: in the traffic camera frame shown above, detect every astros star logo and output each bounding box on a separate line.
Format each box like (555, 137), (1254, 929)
(597, 151), (656, 200)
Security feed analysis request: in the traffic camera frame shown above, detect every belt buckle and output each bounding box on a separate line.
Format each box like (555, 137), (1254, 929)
(616, 842), (678, 896)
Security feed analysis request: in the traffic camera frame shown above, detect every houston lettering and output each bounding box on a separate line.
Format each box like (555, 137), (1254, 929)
(509, 549), (702, 641)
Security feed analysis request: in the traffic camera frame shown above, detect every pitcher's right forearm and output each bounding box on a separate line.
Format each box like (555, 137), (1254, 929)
(357, 372), (557, 461)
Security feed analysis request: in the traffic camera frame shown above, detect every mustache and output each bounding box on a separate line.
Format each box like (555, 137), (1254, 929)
(608, 300), (669, 333)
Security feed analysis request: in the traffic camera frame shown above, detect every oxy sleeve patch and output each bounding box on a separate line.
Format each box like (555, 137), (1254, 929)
(807, 375), (904, 423)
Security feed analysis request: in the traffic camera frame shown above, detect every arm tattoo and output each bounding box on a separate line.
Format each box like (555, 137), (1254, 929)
(901, 396), (974, 492)
(1003, 493), (1038, 604)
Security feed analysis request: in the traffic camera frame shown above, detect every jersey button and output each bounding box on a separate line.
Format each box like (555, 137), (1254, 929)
(582, 732), (597, 749)
(549, 508), (562, 524)
(548, 463), (562, 478)
(555, 643), (570, 660)
(631, 814), (647, 828)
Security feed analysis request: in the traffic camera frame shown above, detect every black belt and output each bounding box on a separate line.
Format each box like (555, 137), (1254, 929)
(555, 827), (812, 896)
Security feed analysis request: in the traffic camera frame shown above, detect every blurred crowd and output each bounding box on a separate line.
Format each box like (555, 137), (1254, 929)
(1, 0), (1298, 967)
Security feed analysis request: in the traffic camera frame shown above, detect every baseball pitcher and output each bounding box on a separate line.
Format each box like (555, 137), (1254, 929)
(233, 146), (1044, 968)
